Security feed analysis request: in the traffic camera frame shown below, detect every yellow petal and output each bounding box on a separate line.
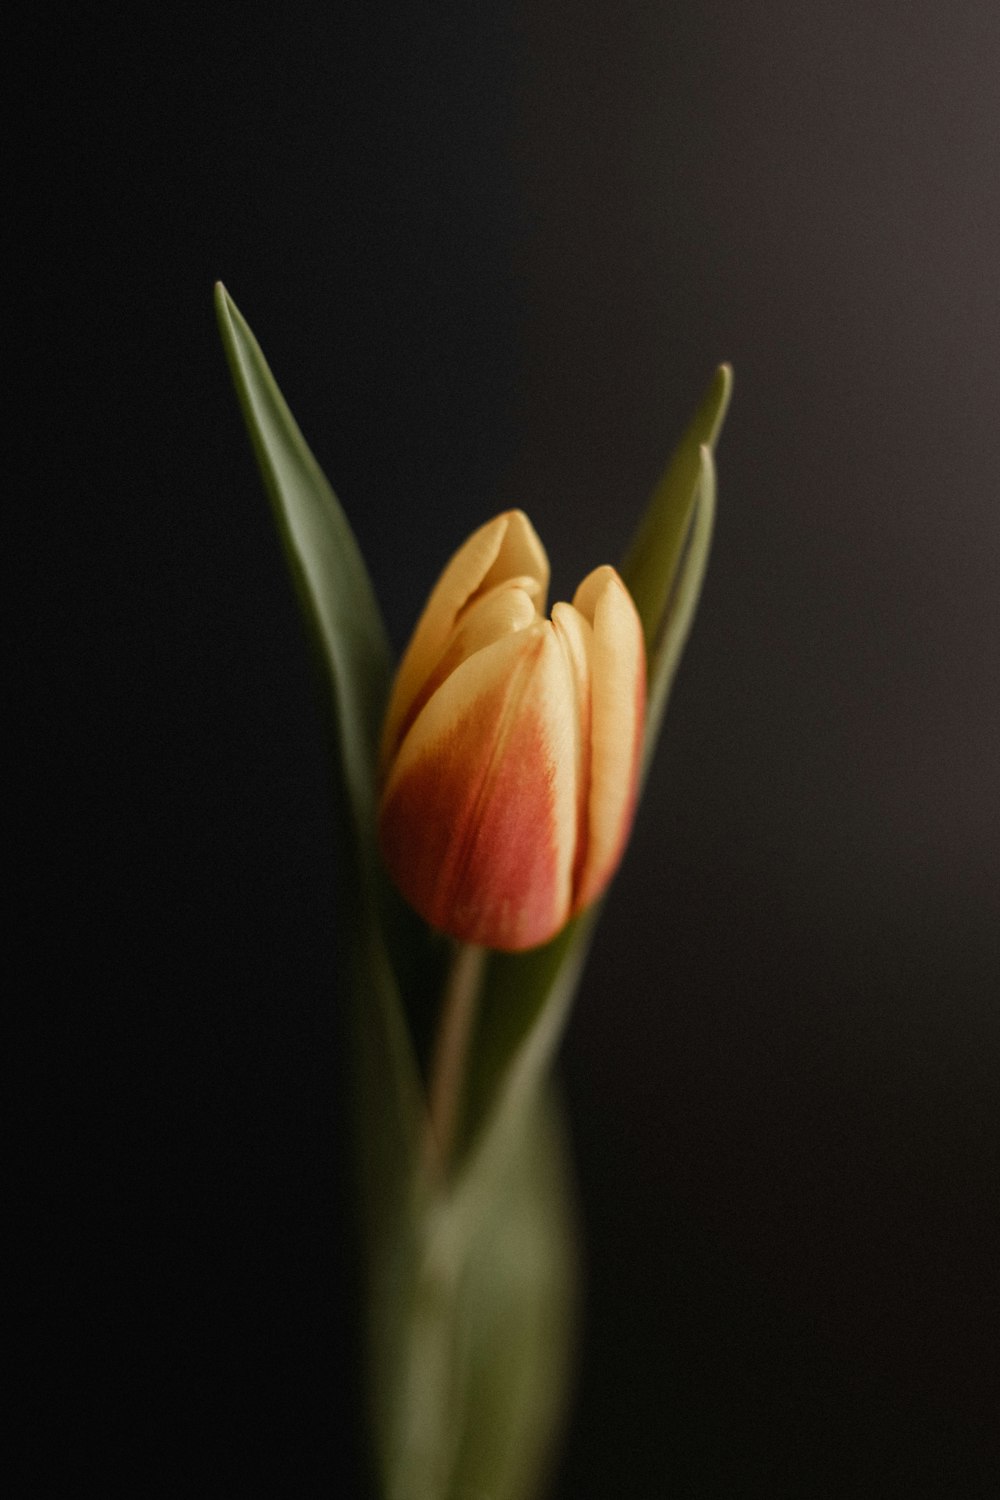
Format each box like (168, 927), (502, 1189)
(379, 511), (549, 773)
(378, 621), (578, 951)
(385, 579), (539, 762)
(570, 566), (646, 913)
(551, 600), (593, 895)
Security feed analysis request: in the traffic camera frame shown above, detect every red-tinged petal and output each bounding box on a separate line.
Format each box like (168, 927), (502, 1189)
(378, 623), (578, 951)
(379, 511), (548, 773)
(570, 566), (646, 913)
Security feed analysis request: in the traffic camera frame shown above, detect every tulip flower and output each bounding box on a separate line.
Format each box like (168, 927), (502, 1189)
(377, 510), (646, 951)
(219, 286), (729, 1500)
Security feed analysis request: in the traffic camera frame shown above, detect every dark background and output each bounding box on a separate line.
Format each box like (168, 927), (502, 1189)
(13, 1), (1000, 1494)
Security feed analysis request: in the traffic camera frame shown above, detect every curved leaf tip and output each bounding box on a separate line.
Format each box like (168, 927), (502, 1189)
(704, 362), (733, 447)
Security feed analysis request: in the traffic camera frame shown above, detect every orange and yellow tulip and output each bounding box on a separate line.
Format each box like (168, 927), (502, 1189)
(377, 511), (646, 952)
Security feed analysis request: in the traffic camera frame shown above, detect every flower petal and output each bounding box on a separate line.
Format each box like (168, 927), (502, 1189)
(570, 566), (646, 913)
(386, 580), (539, 762)
(379, 511), (548, 773)
(378, 622), (578, 951)
(551, 601), (593, 897)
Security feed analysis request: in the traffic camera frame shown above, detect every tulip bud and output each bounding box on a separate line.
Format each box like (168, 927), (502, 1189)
(377, 511), (646, 952)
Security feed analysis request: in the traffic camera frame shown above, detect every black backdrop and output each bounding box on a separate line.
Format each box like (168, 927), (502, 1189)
(13, 2), (1000, 1494)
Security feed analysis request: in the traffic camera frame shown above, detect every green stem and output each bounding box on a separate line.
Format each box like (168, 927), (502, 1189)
(425, 941), (486, 1173)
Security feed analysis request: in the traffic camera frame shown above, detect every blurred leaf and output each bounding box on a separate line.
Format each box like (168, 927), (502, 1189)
(446, 1087), (578, 1500)
(381, 1086), (577, 1500)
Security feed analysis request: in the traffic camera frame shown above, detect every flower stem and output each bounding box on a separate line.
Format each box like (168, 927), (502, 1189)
(425, 941), (485, 1173)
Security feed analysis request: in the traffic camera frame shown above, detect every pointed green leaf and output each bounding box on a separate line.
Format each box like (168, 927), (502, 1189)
(622, 362), (730, 657)
(214, 288), (428, 1463)
(641, 442), (716, 778)
(214, 282), (391, 862)
(453, 368), (730, 1180)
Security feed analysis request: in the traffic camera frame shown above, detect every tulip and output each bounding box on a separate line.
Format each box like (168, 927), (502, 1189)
(377, 510), (646, 952)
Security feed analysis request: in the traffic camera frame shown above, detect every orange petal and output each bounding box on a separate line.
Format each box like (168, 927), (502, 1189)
(378, 622), (578, 951)
(570, 566), (646, 913)
(379, 511), (549, 773)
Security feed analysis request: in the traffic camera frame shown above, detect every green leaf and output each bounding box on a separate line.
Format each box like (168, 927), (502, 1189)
(446, 1088), (578, 1500)
(380, 1087), (578, 1500)
(621, 362), (730, 660)
(459, 916), (590, 1166)
(640, 441), (716, 779)
(214, 282), (391, 863)
(622, 365), (728, 780)
(456, 366), (731, 1175)
(214, 285), (427, 1467)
